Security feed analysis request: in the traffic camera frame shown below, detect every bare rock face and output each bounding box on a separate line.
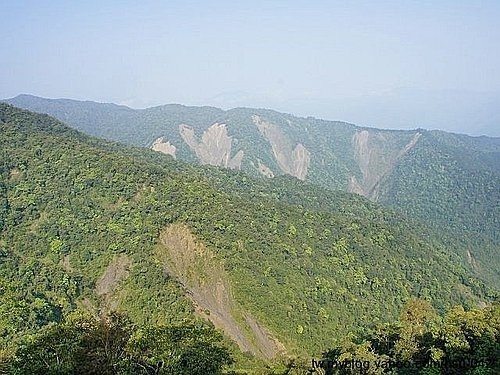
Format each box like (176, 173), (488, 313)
(252, 115), (310, 180)
(350, 130), (421, 200)
(257, 160), (274, 178)
(179, 123), (243, 169)
(400, 132), (422, 155)
(227, 149), (244, 170)
(151, 137), (177, 158)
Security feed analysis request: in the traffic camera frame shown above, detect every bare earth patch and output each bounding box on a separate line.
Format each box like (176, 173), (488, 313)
(349, 130), (421, 200)
(179, 123), (244, 169)
(158, 223), (285, 359)
(96, 255), (131, 310)
(151, 136), (177, 158)
(9, 168), (22, 182)
(257, 159), (275, 178)
(252, 115), (310, 180)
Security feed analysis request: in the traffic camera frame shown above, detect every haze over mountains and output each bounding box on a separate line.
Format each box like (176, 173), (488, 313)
(207, 87), (500, 137)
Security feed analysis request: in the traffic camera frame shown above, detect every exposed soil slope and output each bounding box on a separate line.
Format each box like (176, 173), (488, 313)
(96, 255), (132, 310)
(158, 223), (284, 359)
(179, 123), (243, 169)
(252, 115), (310, 180)
(151, 136), (177, 158)
(350, 130), (421, 200)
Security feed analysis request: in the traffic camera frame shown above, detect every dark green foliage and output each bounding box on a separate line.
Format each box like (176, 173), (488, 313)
(128, 323), (234, 374)
(319, 300), (499, 375)
(9, 311), (132, 375)
(7, 311), (233, 375)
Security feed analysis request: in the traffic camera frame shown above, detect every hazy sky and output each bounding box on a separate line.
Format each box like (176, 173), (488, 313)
(2, 0), (500, 135)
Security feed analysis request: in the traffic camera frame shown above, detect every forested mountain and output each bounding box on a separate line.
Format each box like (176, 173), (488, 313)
(1, 103), (498, 373)
(4, 94), (500, 287)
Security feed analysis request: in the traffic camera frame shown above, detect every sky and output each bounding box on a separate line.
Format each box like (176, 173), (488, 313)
(1, 0), (500, 135)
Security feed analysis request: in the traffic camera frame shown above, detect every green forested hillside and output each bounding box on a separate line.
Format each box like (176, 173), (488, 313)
(378, 131), (500, 286)
(0, 103), (497, 373)
(380, 130), (500, 241)
(4, 95), (499, 289)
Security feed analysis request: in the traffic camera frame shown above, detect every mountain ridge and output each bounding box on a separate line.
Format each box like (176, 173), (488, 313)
(4, 95), (499, 287)
(9, 93), (500, 139)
